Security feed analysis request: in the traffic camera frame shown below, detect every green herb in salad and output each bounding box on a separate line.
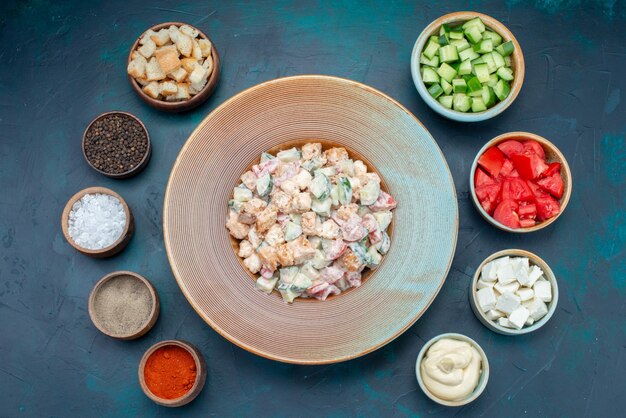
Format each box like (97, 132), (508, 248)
(420, 16), (515, 113)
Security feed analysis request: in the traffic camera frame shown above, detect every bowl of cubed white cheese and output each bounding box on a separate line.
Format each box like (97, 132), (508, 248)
(469, 249), (558, 335)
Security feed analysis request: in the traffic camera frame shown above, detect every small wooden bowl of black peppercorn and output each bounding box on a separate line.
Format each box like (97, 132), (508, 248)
(82, 111), (151, 179)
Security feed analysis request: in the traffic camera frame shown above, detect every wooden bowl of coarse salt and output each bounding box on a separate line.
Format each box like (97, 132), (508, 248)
(61, 186), (134, 258)
(88, 271), (160, 340)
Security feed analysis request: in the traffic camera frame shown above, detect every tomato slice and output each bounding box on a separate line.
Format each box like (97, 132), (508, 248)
(523, 140), (546, 159)
(542, 162), (561, 177)
(510, 153), (549, 180)
(535, 195), (560, 221)
(536, 172), (564, 199)
(498, 159), (515, 178)
(475, 182), (502, 215)
(478, 147), (506, 177)
(474, 167), (494, 188)
(493, 200), (520, 229)
(497, 140), (524, 157)
(501, 178), (534, 202)
(520, 218), (537, 228)
(518, 202), (537, 219)
(527, 180), (549, 198)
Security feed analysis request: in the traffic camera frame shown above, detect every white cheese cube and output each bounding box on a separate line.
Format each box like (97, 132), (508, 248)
(476, 277), (495, 290)
(495, 281), (520, 295)
(494, 256), (510, 269)
(510, 257), (530, 273)
(497, 263), (517, 285)
(516, 288), (534, 302)
(486, 309), (505, 321)
(523, 297), (549, 321)
(476, 287), (497, 312)
(523, 265), (544, 287)
(495, 291), (521, 315)
(481, 261), (498, 282)
(498, 317), (514, 328)
(508, 306), (530, 329)
(533, 280), (552, 302)
(525, 317), (535, 326)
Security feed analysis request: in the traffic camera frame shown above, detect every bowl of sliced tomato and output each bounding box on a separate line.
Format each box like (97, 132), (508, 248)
(470, 132), (572, 232)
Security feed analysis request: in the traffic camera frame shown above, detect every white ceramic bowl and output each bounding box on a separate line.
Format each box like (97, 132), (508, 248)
(411, 11), (524, 122)
(469, 249), (559, 335)
(415, 333), (490, 406)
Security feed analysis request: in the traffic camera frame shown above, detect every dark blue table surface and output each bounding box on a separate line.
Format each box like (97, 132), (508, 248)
(1, 1), (625, 417)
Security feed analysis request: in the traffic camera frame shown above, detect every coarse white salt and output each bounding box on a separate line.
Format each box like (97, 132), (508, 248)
(68, 193), (126, 250)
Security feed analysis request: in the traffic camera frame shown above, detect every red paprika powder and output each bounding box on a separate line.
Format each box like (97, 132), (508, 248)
(144, 345), (197, 399)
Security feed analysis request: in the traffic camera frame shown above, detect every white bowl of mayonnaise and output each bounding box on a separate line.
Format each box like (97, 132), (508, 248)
(415, 333), (490, 407)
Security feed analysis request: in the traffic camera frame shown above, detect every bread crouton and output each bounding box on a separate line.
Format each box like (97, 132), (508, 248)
(198, 39), (212, 57)
(139, 29), (156, 45)
(145, 57), (166, 81)
(180, 58), (197, 73)
(127, 55), (147, 79)
(159, 81), (178, 96)
(179, 24), (199, 38)
(150, 28), (170, 46)
(154, 47), (180, 74)
(168, 25), (181, 43)
(192, 39), (202, 60)
(135, 76), (149, 86)
(168, 66), (187, 82)
(138, 38), (156, 59)
(168, 83), (190, 101)
(202, 55), (214, 73)
(143, 81), (160, 99)
(175, 33), (193, 57)
(188, 64), (208, 85)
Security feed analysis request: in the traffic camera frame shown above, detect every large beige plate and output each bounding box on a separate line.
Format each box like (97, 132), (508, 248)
(164, 75), (458, 364)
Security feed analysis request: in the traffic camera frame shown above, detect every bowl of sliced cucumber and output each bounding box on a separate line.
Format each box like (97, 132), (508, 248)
(411, 12), (524, 122)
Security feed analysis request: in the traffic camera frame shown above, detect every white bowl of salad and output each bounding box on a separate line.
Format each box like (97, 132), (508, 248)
(411, 12), (525, 122)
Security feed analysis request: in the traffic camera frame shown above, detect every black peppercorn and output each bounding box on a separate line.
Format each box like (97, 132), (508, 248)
(84, 113), (149, 175)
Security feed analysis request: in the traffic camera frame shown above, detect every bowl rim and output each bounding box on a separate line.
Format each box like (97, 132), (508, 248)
(127, 21), (220, 112)
(163, 74), (459, 365)
(415, 332), (490, 406)
(469, 131), (573, 233)
(88, 270), (160, 339)
(410, 11), (525, 122)
(82, 111), (152, 178)
(469, 249), (559, 335)
(61, 186), (133, 256)
(138, 339), (207, 407)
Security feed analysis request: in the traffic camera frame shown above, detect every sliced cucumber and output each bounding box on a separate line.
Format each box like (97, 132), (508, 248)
(491, 50), (505, 68)
(459, 48), (479, 62)
(482, 52), (497, 73)
(256, 172), (272, 197)
(422, 67), (439, 84)
(428, 83), (443, 99)
(452, 78), (467, 93)
(439, 45), (459, 63)
(256, 276), (278, 294)
(482, 30), (502, 46)
(495, 40), (515, 57)
(438, 95), (453, 109)
(458, 59), (472, 75)
(437, 62), (457, 82)
(464, 26), (482, 43)
(449, 29), (464, 40)
(467, 76), (483, 93)
(450, 38), (470, 52)
(233, 185), (253, 202)
(453, 94), (472, 112)
(420, 53), (439, 67)
(441, 78), (453, 95)
(473, 63), (490, 83)
(359, 180), (380, 205)
(462, 17), (486, 33)
(260, 152), (274, 163)
(473, 39), (493, 54)
(276, 147), (301, 162)
(423, 39), (440, 59)
(496, 67), (514, 81)
(493, 79), (511, 100)
(337, 177), (352, 205)
(482, 85), (496, 107)
(438, 34), (449, 46)
(487, 73), (499, 87)
(311, 197), (332, 217)
(373, 211), (393, 230)
(310, 173), (331, 200)
(283, 221), (302, 241)
(471, 97), (487, 112)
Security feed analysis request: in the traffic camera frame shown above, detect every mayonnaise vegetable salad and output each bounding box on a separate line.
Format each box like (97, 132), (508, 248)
(226, 143), (397, 302)
(420, 338), (482, 401)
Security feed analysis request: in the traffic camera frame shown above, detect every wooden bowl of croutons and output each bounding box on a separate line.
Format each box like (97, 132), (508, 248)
(127, 22), (220, 112)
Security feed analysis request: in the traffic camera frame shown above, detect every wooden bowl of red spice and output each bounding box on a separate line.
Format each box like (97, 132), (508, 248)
(138, 340), (207, 407)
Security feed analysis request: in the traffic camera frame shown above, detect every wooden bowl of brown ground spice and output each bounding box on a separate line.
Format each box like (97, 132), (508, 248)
(88, 271), (159, 340)
(138, 340), (207, 407)
(82, 111), (151, 179)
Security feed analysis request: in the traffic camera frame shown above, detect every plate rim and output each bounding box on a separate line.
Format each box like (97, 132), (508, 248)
(163, 74), (459, 364)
